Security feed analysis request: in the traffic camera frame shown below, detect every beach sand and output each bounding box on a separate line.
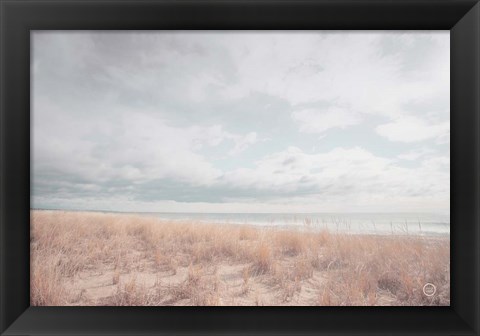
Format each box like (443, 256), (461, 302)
(30, 210), (450, 306)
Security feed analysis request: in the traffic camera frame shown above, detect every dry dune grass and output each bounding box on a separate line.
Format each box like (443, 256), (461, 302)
(30, 210), (450, 306)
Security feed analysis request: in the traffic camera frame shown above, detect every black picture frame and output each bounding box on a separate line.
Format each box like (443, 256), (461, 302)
(1, 0), (479, 335)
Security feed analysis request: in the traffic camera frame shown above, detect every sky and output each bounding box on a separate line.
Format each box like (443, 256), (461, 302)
(31, 31), (450, 213)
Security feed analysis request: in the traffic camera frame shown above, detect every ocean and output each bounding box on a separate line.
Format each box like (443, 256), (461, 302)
(133, 212), (450, 236)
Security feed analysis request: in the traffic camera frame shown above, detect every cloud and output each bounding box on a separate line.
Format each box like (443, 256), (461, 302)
(32, 101), (260, 191)
(33, 145), (449, 213)
(376, 116), (449, 143)
(291, 107), (360, 134)
(397, 147), (435, 161)
(229, 132), (259, 156)
(220, 146), (449, 207)
(191, 126), (261, 156)
(220, 33), (448, 119)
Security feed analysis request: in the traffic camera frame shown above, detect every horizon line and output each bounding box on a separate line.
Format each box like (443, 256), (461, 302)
(30, 207), (451, 216)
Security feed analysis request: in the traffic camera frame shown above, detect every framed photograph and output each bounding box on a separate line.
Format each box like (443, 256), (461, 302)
(1, 0), (479, 335)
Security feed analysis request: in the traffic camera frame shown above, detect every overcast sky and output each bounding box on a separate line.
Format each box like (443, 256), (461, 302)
(31, 31), (450, 213)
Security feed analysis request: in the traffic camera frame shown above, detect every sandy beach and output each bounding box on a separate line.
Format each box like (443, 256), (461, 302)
(30, 210), (450, 306)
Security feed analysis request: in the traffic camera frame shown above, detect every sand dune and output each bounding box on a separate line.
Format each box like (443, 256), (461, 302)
(30, 210), (450, 306)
